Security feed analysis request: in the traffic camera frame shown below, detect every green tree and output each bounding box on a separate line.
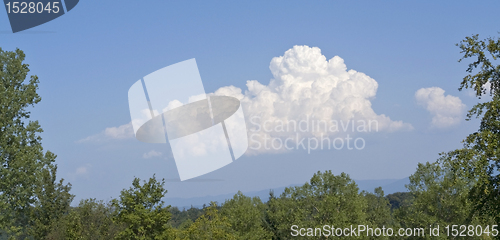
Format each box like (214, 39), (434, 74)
(112, 175), (172, 240)
(385, 192), (412, 211)
(440, 33), (500, 227)
(266, 171), (367, 239)
(363, 187), (396, 239)
(220, 192), (272, 240)
(30, 164), (74, 239)
(180, 202), (236, 240)
(47, 199), (124, 240)
(169, 206), (203, 229)
(0, 48), (73, 239)
(395, 162), (491, 239)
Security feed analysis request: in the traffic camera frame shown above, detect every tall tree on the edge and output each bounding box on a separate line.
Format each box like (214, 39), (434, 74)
(441, 33), (500, 229)
(0, 48), (73, 239)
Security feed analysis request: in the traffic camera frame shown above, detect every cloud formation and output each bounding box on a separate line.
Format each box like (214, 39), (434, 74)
(415, 87), (466, 128)
(78, 122), (134, 142)
(83, 45), (412, 155)
(214, 45), (412, 153)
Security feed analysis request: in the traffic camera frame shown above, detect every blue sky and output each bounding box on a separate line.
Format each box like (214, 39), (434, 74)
(1, 1), (499, 203)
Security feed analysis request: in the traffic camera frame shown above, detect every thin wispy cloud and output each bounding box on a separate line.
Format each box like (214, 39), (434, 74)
(78, 122), (134, 143)
(143, 150), (163, 159)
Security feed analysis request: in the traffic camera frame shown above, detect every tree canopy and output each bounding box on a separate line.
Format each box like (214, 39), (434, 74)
(0, 48), (72, 239)
(441, 33), (500, 227)
(1, 33), (500, 239)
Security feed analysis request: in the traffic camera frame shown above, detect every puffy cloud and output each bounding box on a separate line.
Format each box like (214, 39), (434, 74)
(104, 123), (134, 139)
(143, 150), (163, 159)
(415, 87), (466, 128)
(214, 45), (412, 153)
(84, 45), (412, 154)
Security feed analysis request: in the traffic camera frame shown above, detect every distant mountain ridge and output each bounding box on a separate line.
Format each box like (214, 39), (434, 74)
(165, 177), (410, 209)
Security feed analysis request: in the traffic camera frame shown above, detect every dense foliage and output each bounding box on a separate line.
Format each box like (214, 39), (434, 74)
(0, 48), (73, 240)
(1, 33), (500, 239)
(41, 168), (497, 240)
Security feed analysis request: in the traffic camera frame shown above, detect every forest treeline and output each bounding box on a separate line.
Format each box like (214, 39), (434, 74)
(41, 168), (499, 239)
(1, 34), (499, 239)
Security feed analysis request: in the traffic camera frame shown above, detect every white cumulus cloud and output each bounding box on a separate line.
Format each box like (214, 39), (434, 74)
(84, 45), (412, 154)
(415, 87), (466, 128)
(214, 45), (412, 153)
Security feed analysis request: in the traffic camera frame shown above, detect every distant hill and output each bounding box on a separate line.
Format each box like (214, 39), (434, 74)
(165, 177), (410, 209)
(356, 177), (410, 194)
